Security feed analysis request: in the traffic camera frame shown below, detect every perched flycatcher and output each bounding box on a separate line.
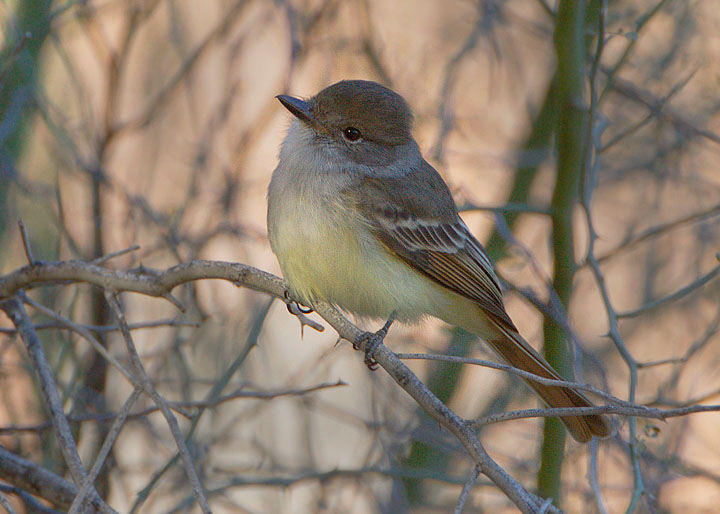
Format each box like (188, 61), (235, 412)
(267, 79), (610, 442)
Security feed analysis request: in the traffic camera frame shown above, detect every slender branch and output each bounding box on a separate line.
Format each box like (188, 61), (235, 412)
(595, 203), (720, 263)
(602, 67), (720, 146)
(0, 298), (116, 514)
(0, 381), (346, 435)
(0, 318), (200, 334)
(589, 439), (609, 514)
(0, 260), (287, 302)
(454, 466), (481, 514)
(397, 352), (720, 420)
(581, 44), (646, 514)
(311, 301), (561, 514)
(68, 387), (143, 514)
(0, 447), (91, 512)
(103, 291), (211, 514)
(472, 403), (720, 426)
(91, 244), (141, 265)
(617, 259), (720, 319)
(397, 352), (623, 404)
(17, 219), (35, 264)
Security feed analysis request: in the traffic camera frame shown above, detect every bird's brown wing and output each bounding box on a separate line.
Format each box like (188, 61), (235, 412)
(359, 200), (612, 441)
(343, 161), (612, 442)
(345, 160), (515, 331)
(375, 213), (516, 331)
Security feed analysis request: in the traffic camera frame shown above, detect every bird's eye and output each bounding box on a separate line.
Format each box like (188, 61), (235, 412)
(342, 127), (362, 142)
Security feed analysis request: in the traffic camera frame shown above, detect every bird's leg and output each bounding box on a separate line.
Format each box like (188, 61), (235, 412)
(355, 314), (396, 370)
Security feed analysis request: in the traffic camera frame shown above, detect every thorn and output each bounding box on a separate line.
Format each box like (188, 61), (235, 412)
(18, 219), (36, 265)
(286, 302), (324, 333)
(91, 245), (141, 265)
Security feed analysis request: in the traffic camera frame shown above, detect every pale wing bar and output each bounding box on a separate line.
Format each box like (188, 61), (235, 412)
(373, 212), (515, 330)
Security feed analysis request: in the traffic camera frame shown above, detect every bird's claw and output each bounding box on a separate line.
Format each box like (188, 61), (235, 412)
(284, 290), (323, 334)
(284, 289), (314, 315)
(354, 316), (395, 370)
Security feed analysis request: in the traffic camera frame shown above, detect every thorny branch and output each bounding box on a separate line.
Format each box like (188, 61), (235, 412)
(0, 258), (564, 513)
(2, 254), (719, 511)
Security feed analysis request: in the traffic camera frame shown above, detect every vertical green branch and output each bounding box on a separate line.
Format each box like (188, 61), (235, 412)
(537, 0), (588, 505)
(484, 81), (557, 261)
(0, 0), (52, 254)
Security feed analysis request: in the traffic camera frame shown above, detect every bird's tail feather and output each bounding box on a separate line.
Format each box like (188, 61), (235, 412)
(485, 322), (611, 443)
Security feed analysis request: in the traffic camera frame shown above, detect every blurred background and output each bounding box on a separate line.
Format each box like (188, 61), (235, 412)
(0, 0), (719, 512)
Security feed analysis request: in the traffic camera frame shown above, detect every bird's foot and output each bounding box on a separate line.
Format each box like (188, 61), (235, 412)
(354, 315), (395, 370)
(284, 290), (323, 334)
(284, 289), (314, 315)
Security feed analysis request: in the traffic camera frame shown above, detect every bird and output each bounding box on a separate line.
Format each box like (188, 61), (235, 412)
(267, 79), (611, 442)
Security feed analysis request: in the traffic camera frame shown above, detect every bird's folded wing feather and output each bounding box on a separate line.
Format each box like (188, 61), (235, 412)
(374, 213), (516, 331)
(344, 163), (516, 331)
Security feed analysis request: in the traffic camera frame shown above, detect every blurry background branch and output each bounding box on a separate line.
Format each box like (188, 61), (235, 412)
(0, 253), (565, 513)
(0, 0), (718, 513)
(1, 249), (719, 510)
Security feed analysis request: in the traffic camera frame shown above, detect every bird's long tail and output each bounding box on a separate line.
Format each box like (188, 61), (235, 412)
(485, 322), (611, 443)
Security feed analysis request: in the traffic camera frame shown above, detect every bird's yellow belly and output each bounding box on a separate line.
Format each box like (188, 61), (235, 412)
(269, 199), (452, 322)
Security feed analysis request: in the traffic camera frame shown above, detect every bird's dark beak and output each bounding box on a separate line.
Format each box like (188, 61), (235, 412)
(276, 95), (316, 125)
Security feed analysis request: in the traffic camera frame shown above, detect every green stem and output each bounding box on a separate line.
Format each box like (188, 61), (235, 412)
(0, 0), (52, 258)
(484, 81), (557, 261)
(537, 0), (588, 505)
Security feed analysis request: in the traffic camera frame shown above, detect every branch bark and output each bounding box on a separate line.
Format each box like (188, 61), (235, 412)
(0, 258), (559, 513)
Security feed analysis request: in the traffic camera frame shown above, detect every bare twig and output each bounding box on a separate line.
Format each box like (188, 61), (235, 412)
(589, 439), (609, 514)
(0, 317), (200, 334)
(603, 68), (720, 146)
(0, 446), (101, 511)
(91, 245), (141, 265)
(312, 301), (561, 514)
(68, 387), (143, 514)
(17, 220), (35, 265)
(617, 259), (720, 319)
(595, 203), (720, 263)
(472, 403), (720, 427)
(397, 352), (621, 405)
(0, 298), (116, 514)
(454, 465), (481, 514)
(103, 291), (211, 513)
(0, 381), (346, 435)
(580, 4), (647, 507)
